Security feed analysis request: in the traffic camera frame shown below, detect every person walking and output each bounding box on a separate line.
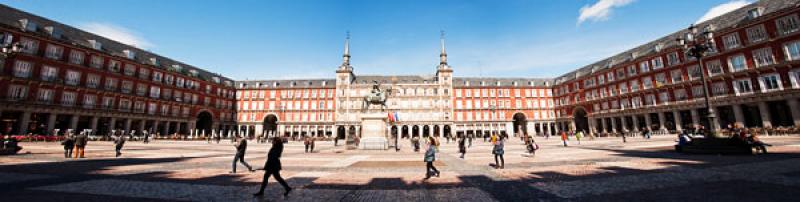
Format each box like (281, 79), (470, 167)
(423, 136), (440, 179)
(74, 132), (87, 158)
(310, 136), (315, 153)
(467, 133), (473, 147)
(575, 130), (583, 145)
(493, 134), (505, 169)
(304, 136), (311, 153)
(61, 134), (75, 158)
(254, 137), (292, 197)
(231, 136), (254, 173)
(114, 134), (126, 157)
(143, 131), (150, 144)
(560, 131), (568, 147)
(458, 135), (466, 159)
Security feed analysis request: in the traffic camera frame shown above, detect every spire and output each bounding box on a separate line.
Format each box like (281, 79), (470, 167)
(439, 30), (448, 67)
(340, 31), (351, 70)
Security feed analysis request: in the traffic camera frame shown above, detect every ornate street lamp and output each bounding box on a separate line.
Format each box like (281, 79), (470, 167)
(676, 24), (718, 136)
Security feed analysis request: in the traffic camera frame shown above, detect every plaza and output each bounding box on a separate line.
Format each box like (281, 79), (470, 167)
(2, 136), (800, 201)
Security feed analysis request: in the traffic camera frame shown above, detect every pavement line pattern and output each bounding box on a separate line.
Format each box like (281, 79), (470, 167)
(33, 179), (253, 201)
(531, 158), (800, 198)
(0, 172), (53, 184)
(324, 155), (369, 168)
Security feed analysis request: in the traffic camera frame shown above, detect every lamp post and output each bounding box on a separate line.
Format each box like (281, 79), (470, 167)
(676, 24), (718, 136)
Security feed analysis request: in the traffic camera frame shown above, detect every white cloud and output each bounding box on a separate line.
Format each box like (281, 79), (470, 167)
(696, 0), (753, 24)
(78, 22), (154, 49)
(577, 0), (635, 24)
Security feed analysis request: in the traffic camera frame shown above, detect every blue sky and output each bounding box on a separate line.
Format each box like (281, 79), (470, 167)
(1, 0), (755, 80)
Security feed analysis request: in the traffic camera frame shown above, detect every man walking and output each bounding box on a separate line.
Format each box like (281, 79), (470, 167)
(74, 132), (87, 158)
(458, 134), (466, 158)
(231, 136), (254, 173)
(254, 137), (292, 197)
(114, 134), (126, 157)
(61, 134), (75, 158)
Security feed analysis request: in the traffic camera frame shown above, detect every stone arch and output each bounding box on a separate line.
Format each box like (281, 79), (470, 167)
(572, 107), (590, 134)
(512, 112), (527, 137)
(195, 111), (213, 135)
(263, 114), (278, 137)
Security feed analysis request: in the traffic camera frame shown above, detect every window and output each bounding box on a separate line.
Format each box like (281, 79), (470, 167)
(691, 85), (705, 97)
(706, 60), (723, 76)
(619, 83), (628, 94)
(712, 82), (727, 96)
(124, 64), (136, 76)
(759, 74), (782, 92)
(7, 85), (28, 100)
(655, 73), (666, 87)
(746, 24), (768, 43)
(40, 65), (57, 81)
(121, 81), (133, 94)
(642, 76), (653, 89)
(119, 99), (132, 110)
(748, 7), (763, 19)
(607, 72), (615, 82)
(19, 37), (38, 54)
(727, 55), (748, 72)
(90, 56), (103, 68)
(616, 68), (626, 79)
(659, 92), (670, 103)
(639, 61), (650, 73)
(776, 14), (800, 35)
(630, 80), (640, 92)
(651, 57), (664, 69)
(751, 48), (775, 68)
(667, 52), (680, 66)
(105, 78), (118, 91)
(627, 65), (637, 76)
(61, 92), (76, 106)
(83, 94), (96, 108)
(734, 79), (753, 95)
(722, 33), (741, 50)
(149, 86), (160, 98)
(36, 89), (54, 103)
(671, 69), (683, 83)
(790, 69), (800, 88)
(785, 41), (800, 61)
(688, 65), (702, 80)
(86, 74), (100, 88)
(597, 75), (605, 85)
(69, 51), (84, 65)
(152, 72), (163, 82)
(137, 84), (148, 96)
(108, 60), (121, 72)
(674, 89), (688, 101)
(138, 68), (150, 80)
(12, 60), (33, 78)
(45, 44), (63, 60)
(65, 71), (81, 86)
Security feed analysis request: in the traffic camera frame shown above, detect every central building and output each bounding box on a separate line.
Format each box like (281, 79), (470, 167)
(235, 36), (556, 148)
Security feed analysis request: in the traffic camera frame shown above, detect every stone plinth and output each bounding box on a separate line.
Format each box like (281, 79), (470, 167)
(358, 113), (388, 150)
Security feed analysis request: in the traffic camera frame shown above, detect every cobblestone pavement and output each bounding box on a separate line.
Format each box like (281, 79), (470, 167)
(2, 135), (800, 201)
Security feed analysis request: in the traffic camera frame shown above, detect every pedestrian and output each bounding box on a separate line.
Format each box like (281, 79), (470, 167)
(74, 132), (87, 158)
(575, 130), (583, 145)
(114, 134), (126, 157)
(254, 137), (292, 197)
(560, 131), (568, 147)
(412, 136), (420, 152)
(423, 136), (440, 179)
(304, 136), (310, 153)
(493, 134), (505, 169)
(310, 136), (316, 153)
(334, 134), (339, 146)
(458, 134), (466, 159)
(61, 134), (75, 158)
(143, 131), (150, 144)
(231, 136), (254, 173)
(467, 133), (473, 147)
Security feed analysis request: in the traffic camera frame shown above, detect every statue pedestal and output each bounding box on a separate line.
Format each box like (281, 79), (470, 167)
(359, 113), (388, 150)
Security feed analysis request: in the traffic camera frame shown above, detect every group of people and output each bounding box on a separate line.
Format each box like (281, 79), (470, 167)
(227, 135), (292, 197)
(1, 135), (23, 154)
(60, 132), (88, 158)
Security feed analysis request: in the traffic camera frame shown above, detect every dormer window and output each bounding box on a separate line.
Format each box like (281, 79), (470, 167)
(123, 50), (136, 59)
(273, 82), (278, 87)
(747, 7), (763, 19)
(149, 57), (159, 66)
(322, 81), (327, 86)
(88, 40), (102, 50)
(512, 81), (518, 86)
(655, 43), (663, 52)
(44, 26), (62, 39)
(18, 19), (37, 32)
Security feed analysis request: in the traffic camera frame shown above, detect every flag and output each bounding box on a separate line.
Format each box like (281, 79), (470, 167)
(387, 112), (394, 122)
(394, 112), (400, 122)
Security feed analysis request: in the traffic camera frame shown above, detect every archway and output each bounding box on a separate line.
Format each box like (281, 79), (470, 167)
(401, 125), (409, 139)
(412, 125), (419, 138)
(443, 125), (451, 138)
(263, 114), (278, 137)
(433, 125), (440, 137)
(512, 112), (527, 137)
(423, 125), (430, 138)
(337, 126), (345, 140)
(195, 111), (213, 135)
(573, 107), (589, 133)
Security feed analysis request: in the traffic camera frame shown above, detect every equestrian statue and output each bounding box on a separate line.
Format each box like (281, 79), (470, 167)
(363, 81), (391, 111)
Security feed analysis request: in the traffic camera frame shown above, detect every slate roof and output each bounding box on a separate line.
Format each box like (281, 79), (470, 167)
(0, 4), (234, 86)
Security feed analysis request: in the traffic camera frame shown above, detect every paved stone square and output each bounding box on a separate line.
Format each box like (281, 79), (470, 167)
(2, 135), (800, 201)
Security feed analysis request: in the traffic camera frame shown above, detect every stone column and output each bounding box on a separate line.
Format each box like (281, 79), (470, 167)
(786, 99), (800, 127)
(599, 118), (607, 133)
(620, 117), (629, 132)
(138, 119), (146, 134)
(610, 117), (618, 133)
(152, 121), (160, 134)
(69, 115), (79, 131)
(673, 111), (683, 132)
(731, 104), (745, 128)
(124, 119), (132, 133)
(758, 102), (772, 128)
(109, 118), (117, 131)
(255, 124), (264, 137)
(658, 112), (666, 131)
(90, 116), (99, 135)
(18, 111), (31, 135)
(632, 115), (640, 131)
(46, 113), (57, 135)
(644, 114), (653, 131)
(544, 122), (550, 135)
(690, 109), (700, 129)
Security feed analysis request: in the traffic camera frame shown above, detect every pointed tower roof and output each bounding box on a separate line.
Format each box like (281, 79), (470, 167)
(338, 31), (353, 72)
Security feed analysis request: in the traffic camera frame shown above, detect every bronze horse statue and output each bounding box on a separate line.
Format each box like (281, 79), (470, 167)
(363, 82), (391, 111)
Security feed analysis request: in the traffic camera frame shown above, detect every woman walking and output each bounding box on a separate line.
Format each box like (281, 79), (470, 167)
(424, 136), (440, 179)
(458, 134), (466, 158)
(493, 134), (505, 169)
(254, 137), (292, 197)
